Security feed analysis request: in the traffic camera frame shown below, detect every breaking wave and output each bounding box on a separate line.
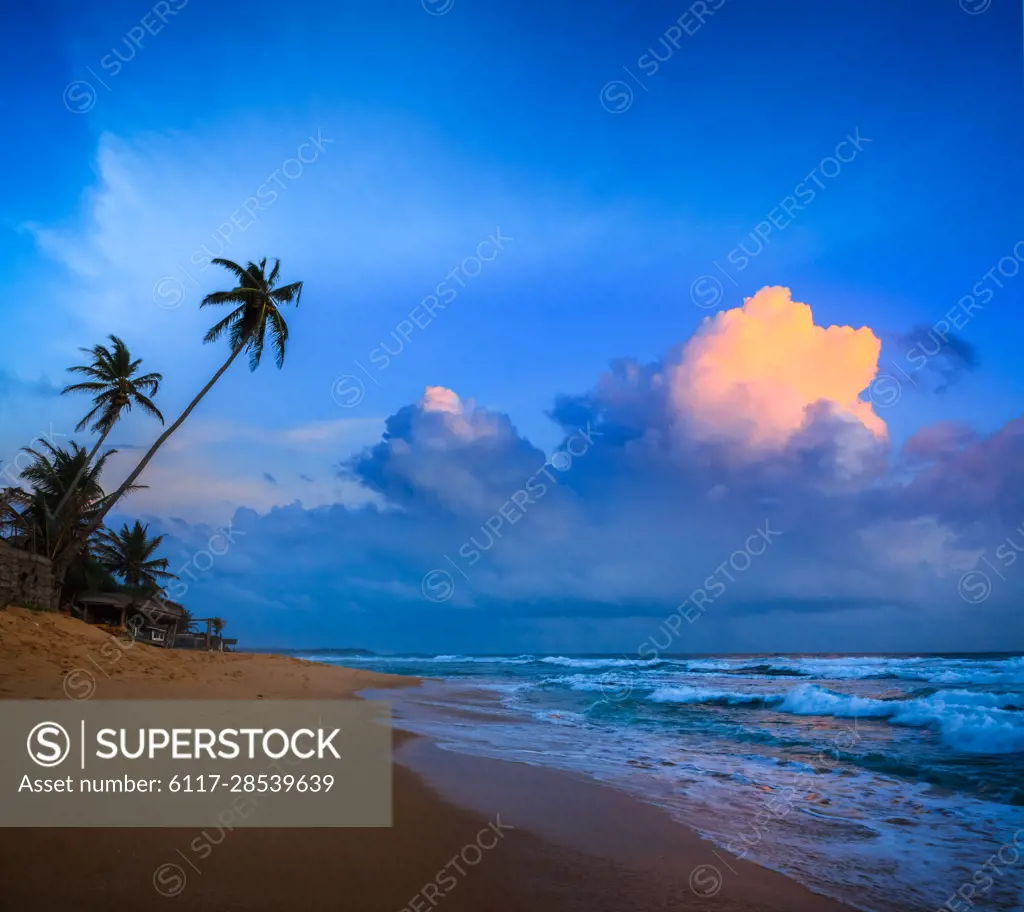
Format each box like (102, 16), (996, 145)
(647, 683), (1024, 754)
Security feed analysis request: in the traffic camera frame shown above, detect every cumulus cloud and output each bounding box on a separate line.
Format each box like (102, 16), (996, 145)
(901, 422), (977, 463)
(120, 288), (1024, 652)
(346, 386), (545, 515)
(421, 386), (465, 416)
(671, 286), (885, 448)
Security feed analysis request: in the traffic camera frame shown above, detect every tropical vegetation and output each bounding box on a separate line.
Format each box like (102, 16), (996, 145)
(0, 256), (302, 636)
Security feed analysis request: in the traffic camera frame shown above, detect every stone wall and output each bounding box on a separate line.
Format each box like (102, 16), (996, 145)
(0, 541), (57, 611)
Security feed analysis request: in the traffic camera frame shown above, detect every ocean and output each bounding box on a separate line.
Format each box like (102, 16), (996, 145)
(294, 651), (1024, 912)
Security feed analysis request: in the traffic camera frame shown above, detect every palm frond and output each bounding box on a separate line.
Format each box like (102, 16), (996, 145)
(200, 289), (258, 309)
(94, 519), (177, 589)
(209, 258), (250, 281)
(203, 306), (247, 344)
(63, 380), (109, 395)
(247, 312), (267, 371)
(76, 401), (117, 434)
(64, 365), (107, 380)
(133, 371), (163, 394)
(269, 309), (289, 369)
(131, 392), (164, 424)
(271, 280), (303, 307)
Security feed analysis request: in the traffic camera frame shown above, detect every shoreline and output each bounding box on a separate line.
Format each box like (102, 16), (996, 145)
(394, 731), (856, 912)
(1, 608), (855, 911)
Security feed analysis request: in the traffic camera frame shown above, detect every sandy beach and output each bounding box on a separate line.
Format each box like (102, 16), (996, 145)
(0, 608), (853, 912)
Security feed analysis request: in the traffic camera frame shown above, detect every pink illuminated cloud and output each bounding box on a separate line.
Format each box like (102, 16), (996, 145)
(671, 286), (885, 449)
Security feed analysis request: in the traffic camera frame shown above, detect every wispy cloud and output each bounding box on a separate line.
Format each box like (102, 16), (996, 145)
(99, 415), (383, 523)
(0, 370), (60, 399)
(25, 120), (643, 354)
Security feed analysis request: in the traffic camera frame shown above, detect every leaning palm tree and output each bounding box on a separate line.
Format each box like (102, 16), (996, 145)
(54, 257), (302, 579)
(55, 335), (163, 520)
(94, 520), (174, 591)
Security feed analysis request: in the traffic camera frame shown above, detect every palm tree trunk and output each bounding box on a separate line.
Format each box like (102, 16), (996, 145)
(84, 432), (110, 470)
(54, 345), (245, 580)
(51, 426), (113, 522)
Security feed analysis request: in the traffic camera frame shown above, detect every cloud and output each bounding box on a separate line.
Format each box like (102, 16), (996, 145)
(890, 324), (979, 393)
(136, 288), (1024, 652)
(671, 286), (885, 449)
(100, 416), (382, 524)
(346, 386), (546, 515)
(901, 422), (977, 463)
(0, 370), (59, 399)
(25, 124), (638, 361)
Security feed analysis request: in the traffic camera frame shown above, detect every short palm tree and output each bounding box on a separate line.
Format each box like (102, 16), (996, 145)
(54, 257), (303, 578)
(55, 335), (163, 519)
(7, 441), (118, 559)
(0, 487), (17, 542)
(211, 617), (225, 637)
(94, 520), (174, 591)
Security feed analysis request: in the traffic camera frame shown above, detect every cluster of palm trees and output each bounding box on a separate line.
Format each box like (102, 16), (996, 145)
(0, 257), (302, 620)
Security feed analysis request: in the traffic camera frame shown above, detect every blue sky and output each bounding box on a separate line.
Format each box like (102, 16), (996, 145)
(2, 0), (1023, 651)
